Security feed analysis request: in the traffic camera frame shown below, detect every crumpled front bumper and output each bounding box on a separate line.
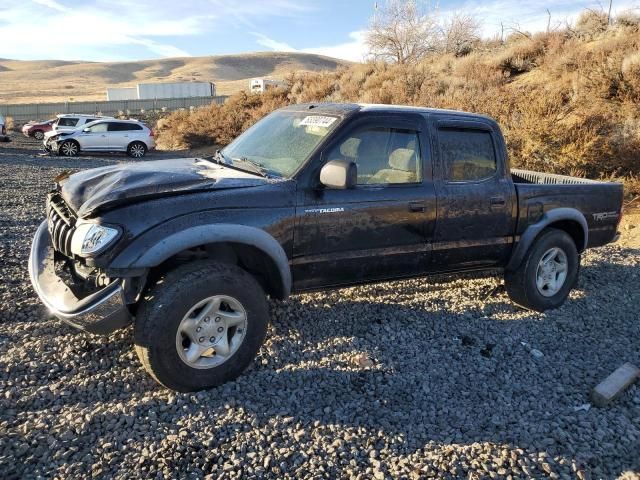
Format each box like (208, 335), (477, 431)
(29, 221), (132, 335)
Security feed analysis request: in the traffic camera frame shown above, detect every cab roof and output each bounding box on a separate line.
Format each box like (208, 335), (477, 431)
(281, 102), (495, 122)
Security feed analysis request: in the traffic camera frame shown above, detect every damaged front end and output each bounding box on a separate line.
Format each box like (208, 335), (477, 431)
(29, 192), (135, 334)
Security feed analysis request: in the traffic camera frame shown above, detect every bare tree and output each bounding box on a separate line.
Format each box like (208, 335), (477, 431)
(365, 0), (440, 64)
(441, 12), (481, 56)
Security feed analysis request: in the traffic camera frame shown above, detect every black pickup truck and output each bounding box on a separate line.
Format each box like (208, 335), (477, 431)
(30, 103), (623, 391)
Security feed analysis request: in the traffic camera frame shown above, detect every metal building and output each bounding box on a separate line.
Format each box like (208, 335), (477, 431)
(106, 82), (215, 101)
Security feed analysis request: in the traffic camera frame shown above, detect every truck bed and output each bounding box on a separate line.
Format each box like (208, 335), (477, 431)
(511, 169), (623, 248)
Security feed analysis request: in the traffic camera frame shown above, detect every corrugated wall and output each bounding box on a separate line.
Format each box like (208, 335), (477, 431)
(0, 96), (227, 123)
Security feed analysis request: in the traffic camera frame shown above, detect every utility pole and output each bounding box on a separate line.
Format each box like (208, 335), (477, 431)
(607, 0), (613, 24)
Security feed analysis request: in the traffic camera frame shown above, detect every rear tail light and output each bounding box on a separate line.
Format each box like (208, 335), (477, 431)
(149, 129), (155, 137)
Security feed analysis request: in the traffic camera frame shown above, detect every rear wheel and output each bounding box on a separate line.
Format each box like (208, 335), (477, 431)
(127, 141), (147, 158)
(59, 140), (79, 157)
(505, 228), (579, 312)
(134, 262), (269, 392)
(33, 130), (45, 140)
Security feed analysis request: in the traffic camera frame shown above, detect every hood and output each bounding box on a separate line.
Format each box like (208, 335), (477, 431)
(45, 129), (65, 139)
(59, 158), (270, 217)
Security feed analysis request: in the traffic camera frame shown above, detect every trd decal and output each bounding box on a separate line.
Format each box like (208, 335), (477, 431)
(592, 211), (618, 221)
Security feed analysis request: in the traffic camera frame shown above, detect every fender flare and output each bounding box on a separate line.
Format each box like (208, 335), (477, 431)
(506, 208), (588, 271)
(110, 224), (292, 298)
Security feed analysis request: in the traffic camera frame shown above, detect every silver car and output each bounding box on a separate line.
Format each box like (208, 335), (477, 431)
(0, 114), (9, 142)
(48, 119), (155, 158)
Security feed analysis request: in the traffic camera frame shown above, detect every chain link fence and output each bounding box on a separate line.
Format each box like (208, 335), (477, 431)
(0, 96), (228, 124)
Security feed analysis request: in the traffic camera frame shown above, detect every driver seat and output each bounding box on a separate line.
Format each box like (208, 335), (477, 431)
(367, 148), (418, 184)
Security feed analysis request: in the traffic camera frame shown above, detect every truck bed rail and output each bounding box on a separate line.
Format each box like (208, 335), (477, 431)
(511, 169), (602, 185)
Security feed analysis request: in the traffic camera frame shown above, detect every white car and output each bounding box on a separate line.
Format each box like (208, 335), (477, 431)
(48, 119), (155, 158)
(0, 114), (8, 142)
(43, 114), (112, 150)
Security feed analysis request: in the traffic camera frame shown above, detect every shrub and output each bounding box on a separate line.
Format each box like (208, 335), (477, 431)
(615, 10), (640, 30)
(494, 36), (547, 75)
(574, 10), (609, 39)
(621, 53), (640, 100)
(156, 89), (289, 149)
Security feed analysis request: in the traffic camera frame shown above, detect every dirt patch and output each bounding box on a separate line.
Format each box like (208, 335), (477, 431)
(619, 205), (640, 248)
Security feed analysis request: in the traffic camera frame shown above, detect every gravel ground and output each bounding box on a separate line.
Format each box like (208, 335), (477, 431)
(0, 138), (639, 479)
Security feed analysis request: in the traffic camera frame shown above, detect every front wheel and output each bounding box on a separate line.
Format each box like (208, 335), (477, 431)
(505, 228), (579, 312)
(134, 262), (269, 391)
(59, 140), (79, 157)
(33, 130), (45, 140)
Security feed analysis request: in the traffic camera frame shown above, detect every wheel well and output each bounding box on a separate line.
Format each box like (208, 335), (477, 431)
(128, 140), (146, 148)
(147, 241), (287, 300)
(546, 220), (585, 251)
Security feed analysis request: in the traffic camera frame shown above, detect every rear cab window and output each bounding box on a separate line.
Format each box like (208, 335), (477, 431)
(438, 128), (497, 182)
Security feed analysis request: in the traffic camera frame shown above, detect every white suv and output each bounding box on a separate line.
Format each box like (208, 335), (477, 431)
(52, 114), (112, 133)
(43, 114), (112, 150)
(0, 114), (8, 142)
(49, 119), (155, 158)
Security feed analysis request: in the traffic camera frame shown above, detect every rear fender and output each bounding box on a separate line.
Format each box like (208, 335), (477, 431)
(507, 208), (588, 271)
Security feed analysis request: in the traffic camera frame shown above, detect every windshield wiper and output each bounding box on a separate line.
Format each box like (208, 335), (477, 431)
(212, 149), (231, 165)
(231, 157), (272, 178)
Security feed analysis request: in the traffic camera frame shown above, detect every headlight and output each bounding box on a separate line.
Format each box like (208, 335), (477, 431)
(70, 223), (120, 256)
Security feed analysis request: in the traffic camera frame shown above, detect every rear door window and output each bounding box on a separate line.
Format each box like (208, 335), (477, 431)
(108, 122), (142, 131)
(438, 128), (497, 182)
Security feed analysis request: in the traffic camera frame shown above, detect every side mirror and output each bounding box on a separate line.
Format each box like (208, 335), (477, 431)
(320, 160), (357, 189)
(82, 127), (90, 133)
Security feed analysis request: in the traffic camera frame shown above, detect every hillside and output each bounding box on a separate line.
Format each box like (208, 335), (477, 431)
(0, 52), (350, 104)
(157, 12), (640, 195)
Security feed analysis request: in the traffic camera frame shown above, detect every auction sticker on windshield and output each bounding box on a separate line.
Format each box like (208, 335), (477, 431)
(299, 116), (337, 128)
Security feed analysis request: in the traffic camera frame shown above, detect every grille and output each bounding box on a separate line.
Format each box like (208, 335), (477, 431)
(46, 192), (77, 257)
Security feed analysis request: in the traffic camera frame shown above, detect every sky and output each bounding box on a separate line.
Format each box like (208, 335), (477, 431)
(0, 0), (638, 62)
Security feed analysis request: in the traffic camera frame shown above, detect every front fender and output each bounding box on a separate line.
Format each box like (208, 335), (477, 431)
(110, 224), (292, 298)
(507, 208), (588, 271)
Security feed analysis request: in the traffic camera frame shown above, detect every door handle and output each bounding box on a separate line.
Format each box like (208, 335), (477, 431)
(408, 201), (425, 212)
(490, 196), (506, 207)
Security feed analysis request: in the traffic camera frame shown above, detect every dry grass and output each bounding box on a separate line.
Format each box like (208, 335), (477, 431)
(158, 18), (640, 196)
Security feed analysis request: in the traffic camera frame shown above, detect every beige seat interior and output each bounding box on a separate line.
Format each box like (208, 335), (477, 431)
(367, 147), (418, 184)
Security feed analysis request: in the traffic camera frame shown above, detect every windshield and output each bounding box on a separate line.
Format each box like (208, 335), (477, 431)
(222, 110), (340, 177)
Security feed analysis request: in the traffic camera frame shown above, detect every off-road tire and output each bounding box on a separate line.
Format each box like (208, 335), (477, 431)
(505, 228), (579, 312)
(134, 261), (269, 392)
